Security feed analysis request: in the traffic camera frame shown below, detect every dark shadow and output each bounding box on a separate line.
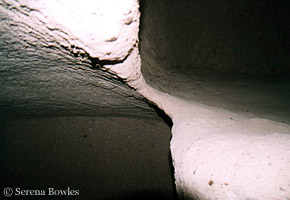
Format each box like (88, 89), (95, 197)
(168, 152), (179, 200)
(113, 190), (178, 200)
(138, 0), (146, 48)
(150, 103), (173, 128)
(89, 56), (126, 70)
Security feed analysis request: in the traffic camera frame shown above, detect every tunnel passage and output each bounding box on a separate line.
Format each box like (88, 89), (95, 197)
(139, 0), (290, 123)
(139, 1), (290, 199)
(1, 0), (290, 200)
(0, 1), (176, 199)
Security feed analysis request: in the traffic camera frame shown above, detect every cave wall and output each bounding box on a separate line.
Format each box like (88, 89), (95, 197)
(1, 0), (290, 199)
(0, 0), (156, 119)
(140, 0), (290, 80)
(138, 1), (290, 199)
(1, 117), (175, 200)
(139, 0), (290, 124)
(0, 1), (176, 200)
(1, 0), (289, 123)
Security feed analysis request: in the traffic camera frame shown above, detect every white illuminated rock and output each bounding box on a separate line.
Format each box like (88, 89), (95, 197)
(135, 80), (290, 199)
(2, 0), (289, 199)
(86, 1), (290, 200)
(169, 101), (290, 200)
(10, 0), (139, 60)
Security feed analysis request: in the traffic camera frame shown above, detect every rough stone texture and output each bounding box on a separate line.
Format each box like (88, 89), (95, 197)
(1, 117), (176, 200)
(169, 98), (290, 200)
(139, 0), (290, 123)
(0, 0), (155, 119)
(137, 1), (290, 199)
(140, 0), (290, 76)
(1, 0), (290, 200)
(0, 1), (176, 199)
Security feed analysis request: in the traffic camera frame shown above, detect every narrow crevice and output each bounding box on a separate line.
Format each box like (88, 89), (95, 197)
(89, 56), (126, 69)
(149, 103), (173, 128)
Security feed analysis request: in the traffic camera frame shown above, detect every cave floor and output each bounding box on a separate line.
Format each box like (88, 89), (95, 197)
(1, 116), (177, 200)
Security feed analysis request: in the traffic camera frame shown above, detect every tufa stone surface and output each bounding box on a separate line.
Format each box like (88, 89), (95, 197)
(0, 0), (156, 119)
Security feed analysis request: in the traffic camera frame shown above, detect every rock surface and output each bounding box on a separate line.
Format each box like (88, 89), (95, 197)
(138, 1), (290, 199)
(0, 0), (155, 119)
(139, 0), (290, 123)
(1, 0), (290, 200)
(1, 116), (175, 200)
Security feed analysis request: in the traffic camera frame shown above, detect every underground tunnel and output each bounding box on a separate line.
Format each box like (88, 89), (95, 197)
(1, 0), (290, 200)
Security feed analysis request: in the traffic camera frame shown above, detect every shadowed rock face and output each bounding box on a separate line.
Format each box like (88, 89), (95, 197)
(0, 1), (175, 200)
(140, 0), (290, 76)
(140, 0), (290, 123)
(1, 117), (176, 200)
(1, 0), (289, 120)
(0, 0), (155, 120)
(1, 0), (290, 200)
(139, 1), (290, 199)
